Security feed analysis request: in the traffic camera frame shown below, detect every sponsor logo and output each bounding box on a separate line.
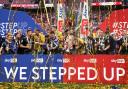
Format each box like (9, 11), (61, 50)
(5, 58), (17, 63)
(63, 58), (70, 63)
(31, 58), (44, 63)
(83, 58), (97, 63)
(57, 59), (63, 63)
(111, 59), (125, 64)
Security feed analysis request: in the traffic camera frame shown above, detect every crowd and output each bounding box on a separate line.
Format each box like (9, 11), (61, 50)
(92, 0), (122, 2)
(0, 0), (127, 55)
(0, 26), (128, 55)
(0, 0), (40, 4)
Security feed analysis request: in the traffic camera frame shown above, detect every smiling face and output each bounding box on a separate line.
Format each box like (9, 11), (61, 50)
(27, 30), (32, 37)
(6, 32), (13, 41)
(15, 33), (21, 39)
(35, 30), (40, 36)
(99, 30), (104, 37)
(122, 30), (127, 36)
(50, 32), (55, 39)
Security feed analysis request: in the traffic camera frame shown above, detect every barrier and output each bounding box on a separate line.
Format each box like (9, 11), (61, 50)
(0, 54), (128, 84)
(0, 54), (63, 82)
(63, 55), (128, 84)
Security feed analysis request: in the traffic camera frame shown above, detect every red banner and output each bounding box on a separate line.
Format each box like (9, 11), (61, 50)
(92, 2), (122, 6)
(63, 55), (128, 84)
(99, 9), (128, 37)
(11, 4), (39, 8)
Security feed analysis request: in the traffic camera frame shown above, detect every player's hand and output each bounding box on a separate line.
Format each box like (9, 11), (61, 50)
(27, 44), (31, 49)
(5, 47), (10, 52)
(35, 42), (39, 44)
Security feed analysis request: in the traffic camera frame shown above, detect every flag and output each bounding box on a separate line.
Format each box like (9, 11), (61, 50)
(80, 0), (89, 38)
(75, 1), (82, 31)
(57, 1), (65, 32)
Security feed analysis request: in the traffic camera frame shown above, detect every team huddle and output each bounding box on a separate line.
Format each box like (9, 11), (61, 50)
(0, 28), (128, 55)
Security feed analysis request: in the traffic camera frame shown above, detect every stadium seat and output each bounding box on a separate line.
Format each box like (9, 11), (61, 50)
(0, 0), (9, 4)
(12, 0), (32, 4)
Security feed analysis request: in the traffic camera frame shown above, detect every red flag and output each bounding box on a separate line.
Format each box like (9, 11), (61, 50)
(99, 9), (128, 36)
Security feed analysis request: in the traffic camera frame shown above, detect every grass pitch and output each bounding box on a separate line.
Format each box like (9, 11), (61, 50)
(0, 83), (128, 89)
